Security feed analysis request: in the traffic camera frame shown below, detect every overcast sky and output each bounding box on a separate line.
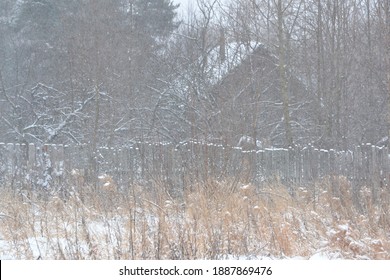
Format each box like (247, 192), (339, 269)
(174, 0), (192, 16)
(173, 0), (231, 17)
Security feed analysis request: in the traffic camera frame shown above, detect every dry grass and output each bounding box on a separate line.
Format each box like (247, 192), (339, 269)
(0, 176), (389, 259)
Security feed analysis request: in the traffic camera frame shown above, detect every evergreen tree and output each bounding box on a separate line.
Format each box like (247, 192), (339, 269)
(134, 0), (179, 35)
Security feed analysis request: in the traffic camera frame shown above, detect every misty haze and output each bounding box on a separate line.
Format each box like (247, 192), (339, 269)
(0, 0), (389, 260)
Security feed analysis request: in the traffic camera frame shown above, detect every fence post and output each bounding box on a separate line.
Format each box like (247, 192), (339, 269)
(328, 149), (339, 197)
(15, 143), (23, 188)
(370, 145), (379, 204)
(282, 148), (289, 182)
(6, 143), (14, 187)
(128, 146), (135, 185)
(264, 148), (273, 182)
(352, 145), (362, 212)
(319, 149), (329, 179)
(311, 147), (320, 181)
(380, 146), (389, 188)
(27, 143), (36, 177)
(302, 146), (310, 183)
(256, 149), (265, 184)
(288, 147), (296, 185)
(53, 144), (65, 190)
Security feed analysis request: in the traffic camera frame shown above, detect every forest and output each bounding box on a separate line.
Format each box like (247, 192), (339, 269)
(0, 0), (389, 150)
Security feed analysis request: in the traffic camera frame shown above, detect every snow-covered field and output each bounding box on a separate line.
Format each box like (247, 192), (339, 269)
(0, 177), (389, 260)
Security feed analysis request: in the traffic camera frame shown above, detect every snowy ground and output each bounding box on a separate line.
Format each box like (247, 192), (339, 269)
(1, 178), (389, 260)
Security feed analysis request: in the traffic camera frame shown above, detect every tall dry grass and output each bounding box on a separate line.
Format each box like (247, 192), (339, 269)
(0, 176), (389, 259)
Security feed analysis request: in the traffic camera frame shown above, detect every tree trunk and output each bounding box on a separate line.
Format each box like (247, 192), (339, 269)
(277, 0), (293, 147)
